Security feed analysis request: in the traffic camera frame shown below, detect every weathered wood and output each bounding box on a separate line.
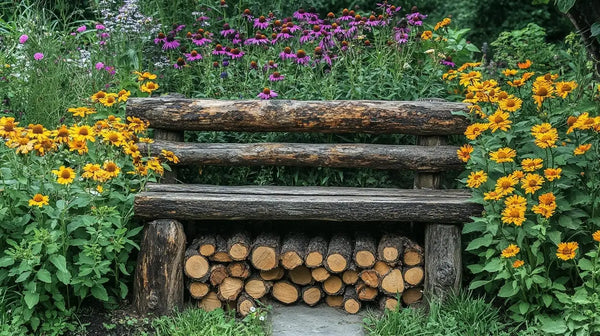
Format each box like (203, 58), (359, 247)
(322, 275), (344, 296)
(311, 267), (331, 282)
(198, 291), (221, 311)
(154, 129), (183, 183)
(134, 187), (479, 222)
(403, 239), (424, 266)
(380, 269), (405, 296)
(377, 234), (405, 266)
(227, 262), (251, 279)
(305, 236), (328, 268)
(325, 295), (344, 308)
(356, 281), (378, 301)
(302, 286), (323, 306)
(141, 141), (463, 172)
(209, 264), (228, 286)
(272, 280), (299, 304)
(126, 98), (469, 135)
(402, 287), (423, 305)
(342, 287), (361, 314)
(236, 293), (256, 317)
(280, 233), (308, 270)
(251, 233), (280, 271)
(227, 231), (251, 261)
(342, 263), (359, 285)
(425, 224), (461, 300)
(217, 277), (244, 301)
(244, 277), (272, 300)
(354, 233), (377, 268)
(373, 261), (392, 276)
(184, 251), (210, 281)
(188, 281), (210, 299)
(211, 235), (233, 262)
(403, 266), (424, 287)
(325, 234), (352, 273)
(288, 265), (313, 286)
(359, 269), (380, 288)
(260, 266), (285, 281)
(194, 234), (216, 257)
(414, 135), (446, 189)
(134, 219), (185, 316)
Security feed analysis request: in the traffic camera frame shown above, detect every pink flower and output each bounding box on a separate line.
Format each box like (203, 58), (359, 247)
(19, 35), (28, 44)
(268, 72), (285, 81)
(184, 50), (203, 62)
(258, 88), (278, 99)
(95, 62), (105, 70)
(95, 24), (105, 30)
(77, 25), (87, 33)
(33, 53), (44, 60)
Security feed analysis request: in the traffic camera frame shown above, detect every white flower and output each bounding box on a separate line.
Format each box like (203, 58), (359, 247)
(249, 306), (256, 312)
(259, 316), (265, 321)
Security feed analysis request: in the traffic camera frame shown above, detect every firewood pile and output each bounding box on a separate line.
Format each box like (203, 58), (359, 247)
(184, 232), (424, 315)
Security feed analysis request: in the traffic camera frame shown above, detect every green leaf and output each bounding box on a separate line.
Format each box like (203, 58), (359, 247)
(482, 258), (504, 272)
(519, 302), (530, 314)
(0, 256), (14, 267)
(49, 255), (68, 273)
(542, 294), (553, 307)
(547, 231), (561, 246)
(578, 258), (594, 271)
(556, 0), (575, 13)
(56, 270), (71, 285)
(36, 269), (52, 283)
(24, 291), (39, 309)
(537, 315), (567, 334)
(91, 285), (109, 301)
(466, 234), (493, 251)
(469, 280), (490, 290)
(591, 22), (600, 37)
(498, 282), (519, 297)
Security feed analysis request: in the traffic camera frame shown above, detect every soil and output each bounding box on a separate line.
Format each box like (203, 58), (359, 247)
(70, 302), (154, 336)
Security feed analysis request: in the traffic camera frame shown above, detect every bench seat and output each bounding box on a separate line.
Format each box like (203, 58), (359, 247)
(135, 184), (481, 223)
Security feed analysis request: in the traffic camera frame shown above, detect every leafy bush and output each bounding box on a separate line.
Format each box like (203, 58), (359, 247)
(447, 55), (600, 332)
(490, 23), (558, 70)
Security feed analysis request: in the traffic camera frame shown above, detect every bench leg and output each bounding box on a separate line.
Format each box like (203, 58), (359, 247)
(134, 219), (186, 315)
(424, 223), (461, 300)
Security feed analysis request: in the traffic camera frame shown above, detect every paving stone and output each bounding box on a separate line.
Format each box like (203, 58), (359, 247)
(270, 303), (366, 336)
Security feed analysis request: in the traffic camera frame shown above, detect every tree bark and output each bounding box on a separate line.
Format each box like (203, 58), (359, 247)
(566, 2), (600, 76)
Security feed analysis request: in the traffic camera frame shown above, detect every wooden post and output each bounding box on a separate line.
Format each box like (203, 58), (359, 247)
(154, 129), (184, 183)
(414, 135), (461, 301)
(134, 219), (186, 315)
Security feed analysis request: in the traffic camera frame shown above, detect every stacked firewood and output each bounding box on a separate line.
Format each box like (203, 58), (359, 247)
(184, 232), (424, 315)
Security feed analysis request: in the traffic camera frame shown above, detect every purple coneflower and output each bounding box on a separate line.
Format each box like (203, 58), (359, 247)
(394, 27), (410, 44)
(242, 8), (253, 21)
(228, 48), (244, 59)
(406, 8), (427, 26)
(95, 62), (104, 70)
(440, 57), (455, 67)
(192, 33), (212, 46)
(253, 16), (270, 29)
(174, 57), (186, 69)
(33, 53), (44, 60)
(95, 24), (105, 30)
(154, 32), (167, 45)
(212, 44), (227, 55)
(232, 34), (243, 45)
(263, 60), (278, 71)
(77, 25), (87, 33)
(310, 25), (323, 38)
(250, 61), (259, 70)
(299, 30), (313, 44)
(285, 22), (301, 33)
(293, 8), (309, 21)
(295, 49), (310, 65)
(339, 9), (353, 21)
(319, 35), (336, 49)
(272, 28), (293, 44)
(279, 47), (296, 60)
(269, 72), (285, 81)
(365, 15), (384, 27)
(258, 88), (278, 99)
(221, 23), (236, 37)
(163, 35), (180, 50)
(19, 34), (28, 44)
(244, 33), (269, 45)
(185, 50), (203, 62)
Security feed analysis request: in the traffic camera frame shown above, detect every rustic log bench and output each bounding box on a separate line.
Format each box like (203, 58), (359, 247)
(126, 98), (482, 315)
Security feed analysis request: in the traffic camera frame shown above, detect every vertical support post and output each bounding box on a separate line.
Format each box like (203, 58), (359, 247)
(155, 129), (184, 184)
(134, 219), (186, 316)
(414, 136), (461, 301)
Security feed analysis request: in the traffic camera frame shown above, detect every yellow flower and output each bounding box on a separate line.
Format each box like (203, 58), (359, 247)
(521, 158), (543, 172)
(29, 194), (49, 207)
(495, 175), (519, 196)
(117, 89), (131, 102)
(504, 195), (526, 208)
(52, 166), (76, 184)
(442, 70), (457, 81)
(501, 206), (526, 226)
(483, 190), (502, 201)
(434, 18), (451, 30)
(68, 107), (97, 117)
(466, 170), (487, 188)
(513, 260), (524, 268)
(502, 69), (518, 77)
(53, 125), (70, 144)
(501, 244), (520, 258)
(91, 91), (107, 102)
(544, 168), (562, 181)
(487, 110), (511, 132)
(521, 173), (544, 194)
(0, 117), (20, 138)
(456, 62), (481, 72)
(532, 192), (556, 218)
(556, 242), (578, 261)
(459, 71), (482, 87)
(555, 81), (577, 99)
(140, 81), (159, 93)
(99, 94), (118, 107)
(69, 125), (96, 142)
(103, 161), (121, 178)
(133, 71), (157, 81)
(68, 139), (89, 154)
(457, 144), (473, 163)
(490, 147), (516, 163)
(161, 150), (180, 164)
(96, 185), (104, 193)
(574, 144), (592, 155)
(126, 116), (149, 133)
(464, 123), (489, 140)
(510, 170), (524, 180)
(532, 81), (554, 109)
(593, 230), (600, 242)
(102, 130), (126, 147)
(498, 96), (522, 112)
(146, 157), (164, 176)
(421, 31), (433, 40)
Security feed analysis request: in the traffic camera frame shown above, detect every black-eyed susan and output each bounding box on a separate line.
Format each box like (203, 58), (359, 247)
(556, 242), (578, 261)
(103, 161), (121, 178)
(544, 168), (562, 181)
(127, 116), (149, 133)
(68, 138), (89, 154)
(434, 17), (451, 30)
(533, 130), (558, 149)
(510, 170), (525, 180)
(117, 89), (131, 102)
(456, 62), (481, 72)
(574, 143), (592, 155)
(421, 30), (433, 40)
(521, 158), (543, 172)
(26, 124), (51, 141)
(483, 190), (502, 201)
(68, 107), (96, 117)
(532, 81), (554, 109)
(487, 110), (511, 132)
(102, 130), (125, 147)
(593, 230), (600, 242)
(0, 117), (21, 138)
(140, 81), (159, 94)
(517, 59), (532, 69)
(459, 71), (482, 87)
(504, 195), (526, 208)
(34, 139), (57, 156)
(555, 81), (577, 99)
(490, 147), (516, 163)
(521, 173), (544, 194)
(495, 175), (518, 197)
(53, 125), (70, 144)
(532, 192), (556, 218)
(69, 125), (96, 142)
(161, 149), (180, 164)
(29, 193), (49, 207)
(133, 71), (157, 81)
(502, 69), (518, 76)
(52, 166), (76, 184)
(498, 96), (522, 112)
(464, 123), (489, 140)
(457, 144), (473, 163)
(91, 90), (108, 102)
(513, 260), (524, 268)
(99, 93), (118, 107)
(138, 137), (154, 144)
(466, 170), (487, 188)
(146, 157), (164, 176)
(501, 244), (520, 258)
(501, 205), (526, 226)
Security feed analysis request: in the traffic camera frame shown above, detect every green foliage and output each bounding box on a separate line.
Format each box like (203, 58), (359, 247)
(151, 306), (270, 336)
(490, 23), (557, 70)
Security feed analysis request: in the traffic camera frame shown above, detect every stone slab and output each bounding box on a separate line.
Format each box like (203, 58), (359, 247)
(270, 303), (366, 336)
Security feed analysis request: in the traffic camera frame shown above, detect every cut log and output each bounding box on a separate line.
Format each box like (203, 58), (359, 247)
(302, 286), (323, 306)
(196, 234), (217, 257)
(260, 266), (285, 281)
(325, 234), (352, 273)
(227, 262), (251, 279)
(237, 292), (256, 317)
(227, 231), (252, 261)
(354, 233), (377, 268)
(288, 265), (313, 286)
(133, 219), (185, 316)
(325, 295), (344, 308)
(378, 234), (405, 266)
(359, 269), (380, 288)
(403, 240), (424, 267)
(311, 267), (331, 282)
(322, 275), (344, 296)
(211, 235), (233, 263)
(188, 282), (210, 299)
(184, 252), (210, 281)
(245, 277), (272, 300)
(425, 224), (460, 299)
(251, 233), (280, 271)
(280, 233), (309, 270)
(217, 277), (244, 301)
(379, 296), (399, 311)
(272, 280), (299, 304)
(305, 236), (328, 268)
(356, 281), (378, 301)
(402, 287), (423, 305)
(126, 98), (469, 135)
(342, 269), (359, 285)
(403, 266), (424, 287)
(198, 291), (222, 312)
(374, 261), (392, 277)
(209, 264), (229, 287)
(342, 287), (361, 314)
(380, 268), (405, 296)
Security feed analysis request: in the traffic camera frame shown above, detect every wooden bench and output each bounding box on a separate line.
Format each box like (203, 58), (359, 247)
(127, 98), (481, 315)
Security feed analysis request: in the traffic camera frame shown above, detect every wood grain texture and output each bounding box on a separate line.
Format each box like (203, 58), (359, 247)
(141, 140), (464, 172)
(425, 224), (461, 299)
(133, 219), (185, 316)
(126, 98), (469, 135)
(134, 186), (480, 222)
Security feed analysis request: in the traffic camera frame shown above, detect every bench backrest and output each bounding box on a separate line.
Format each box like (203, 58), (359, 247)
(125, 98), (469, 174)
